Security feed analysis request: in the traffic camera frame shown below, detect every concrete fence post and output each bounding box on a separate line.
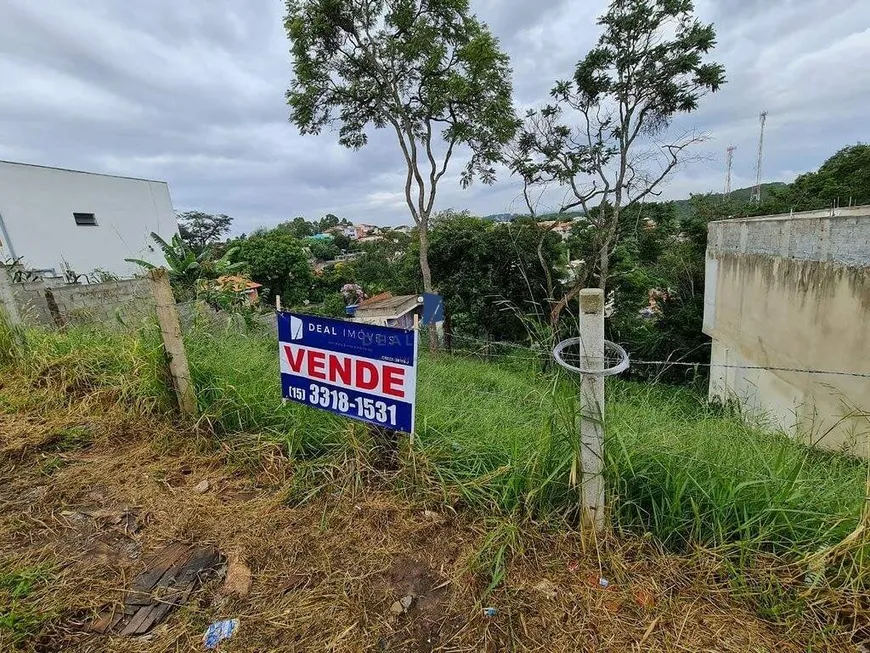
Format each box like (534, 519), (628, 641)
(148, 268), (197, 419)
(578, 288), (606, 533)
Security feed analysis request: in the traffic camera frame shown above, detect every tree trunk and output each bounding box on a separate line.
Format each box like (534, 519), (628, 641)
(417, 221), (438, 352)
(418, 220), (433, 294)
(597, 245), (609, 291)
(598, 203), (621, 291)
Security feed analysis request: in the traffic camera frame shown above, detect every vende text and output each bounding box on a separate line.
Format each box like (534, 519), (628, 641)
(282, 344), (407, 398)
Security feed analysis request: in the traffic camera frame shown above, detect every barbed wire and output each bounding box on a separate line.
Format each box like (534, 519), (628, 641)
(627, 360), (870, 379)
(438, 332), (870, 379)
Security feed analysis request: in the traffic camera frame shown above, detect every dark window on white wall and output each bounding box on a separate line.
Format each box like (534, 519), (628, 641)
(73, 212), (98, 226)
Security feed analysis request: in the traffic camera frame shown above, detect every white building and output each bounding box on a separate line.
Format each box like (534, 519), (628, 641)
(0, 160), (178, 278)
(325, 225), (357, 240)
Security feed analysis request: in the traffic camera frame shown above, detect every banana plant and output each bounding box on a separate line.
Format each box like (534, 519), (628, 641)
(126, 233), (245, 288)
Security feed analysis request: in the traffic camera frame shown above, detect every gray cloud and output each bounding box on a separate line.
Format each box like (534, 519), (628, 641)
(0, 0), (867, 233)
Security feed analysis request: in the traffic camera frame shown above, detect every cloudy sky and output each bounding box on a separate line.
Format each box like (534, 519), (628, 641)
(1, 0), (867, 233)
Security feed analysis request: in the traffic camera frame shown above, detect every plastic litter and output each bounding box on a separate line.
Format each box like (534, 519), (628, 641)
(483, 607), (498, 617)
(598, 577), (610, 589)
(203, 619), (239, 649)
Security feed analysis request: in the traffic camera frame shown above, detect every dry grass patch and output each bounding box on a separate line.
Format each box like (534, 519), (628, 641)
(0, 390), (859, 652)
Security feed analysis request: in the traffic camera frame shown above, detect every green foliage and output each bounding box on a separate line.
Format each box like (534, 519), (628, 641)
(606, 381), (866, 561)
(285, 0), (517, 185)
(0, 313), (23, 366)
(229, 230), (313, 305)
(1, 322), (171, 413)
(306, 238), (340, 262)
(429, 212), (563, 341)
(600, 142), (870, 377)
(310, 262), (357, 304)
(318, 213), (350, 232)
(0, 567), (52, 600)
(347, 234), (419, 296)
(183, 321), (347, 454)
(127, 233), (245, 299)
(0, 566), (54, 645)
(321, 292), (348, 317)
(511, 0), (725, 287)
(177, 211), (233, 254)
(587, 201), (711, 380)
(278, 214), (353, 240)
(280, 216), (315, 239)
(787, 143), (870, 210)
(4, 319), (869, 593)
(575, 0), (725, 116)
(285, 0), (517, 291)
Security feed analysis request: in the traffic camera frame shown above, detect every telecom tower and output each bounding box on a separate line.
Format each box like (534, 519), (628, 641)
(724, 145), (736, 201)
(751, 111), (768, 204)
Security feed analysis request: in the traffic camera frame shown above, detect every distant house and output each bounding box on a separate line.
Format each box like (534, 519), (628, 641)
(325, 225), (357, 240)
(537, 220), (574, 239)
(352, 292), (422, 329)
(355, 224), (380, 239)
(215, 275), (262, 305)
(305, 233), (334, 242)
(0, 160), (178, 278)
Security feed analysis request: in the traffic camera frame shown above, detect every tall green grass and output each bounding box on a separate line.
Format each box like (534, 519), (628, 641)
(0, 314), (171, 412)
(606, 382), (867, 553)
(3, 314), (867, 587)
(183, 319), (349, 457)
(182, 318), (870, 583)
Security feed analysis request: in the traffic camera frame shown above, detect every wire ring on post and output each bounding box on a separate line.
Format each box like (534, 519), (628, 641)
(552, 337), (630, 376)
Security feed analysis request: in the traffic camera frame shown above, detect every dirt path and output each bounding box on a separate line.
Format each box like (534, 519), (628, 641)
(0, 404), (853, 651)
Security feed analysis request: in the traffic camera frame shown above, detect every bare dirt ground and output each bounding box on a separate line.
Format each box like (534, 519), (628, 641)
(0, 400), (857, 651)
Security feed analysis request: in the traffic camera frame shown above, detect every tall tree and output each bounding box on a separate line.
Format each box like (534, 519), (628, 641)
(177, 211), (233, 254)
(317, 213), (351, 232)
(280, 216), (315, 238)
(229, 230), (313, 306)
(786, 144), (870, 210)
(511, 0), (725, 293)
(284, 0), (517, 347)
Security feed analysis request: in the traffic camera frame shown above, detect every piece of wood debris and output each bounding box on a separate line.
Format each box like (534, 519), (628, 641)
(90, 542), (222, 636)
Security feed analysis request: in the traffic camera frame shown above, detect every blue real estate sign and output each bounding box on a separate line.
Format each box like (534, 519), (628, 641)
(277, 312), (418, 433)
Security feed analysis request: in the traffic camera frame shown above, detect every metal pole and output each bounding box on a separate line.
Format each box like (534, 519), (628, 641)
(578, 288), (605, 533)
(0, 210), (18, 261)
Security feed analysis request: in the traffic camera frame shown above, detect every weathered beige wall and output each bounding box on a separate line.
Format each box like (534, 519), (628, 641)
(704, 207), (870, 457)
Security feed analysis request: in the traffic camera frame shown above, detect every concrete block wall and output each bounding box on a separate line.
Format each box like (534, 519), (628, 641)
(9, 279), (56, 325)
(49, 278), (152, 326)
(0, 266), (153, 328)
(704, 206), (870, 457)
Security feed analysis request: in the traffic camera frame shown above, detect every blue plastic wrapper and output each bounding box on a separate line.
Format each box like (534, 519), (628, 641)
(203, 619), (239, 649)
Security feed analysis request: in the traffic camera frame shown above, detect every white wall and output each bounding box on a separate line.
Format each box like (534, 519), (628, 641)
(0, 161), (178, 278)
(703, 207), (870, 457)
